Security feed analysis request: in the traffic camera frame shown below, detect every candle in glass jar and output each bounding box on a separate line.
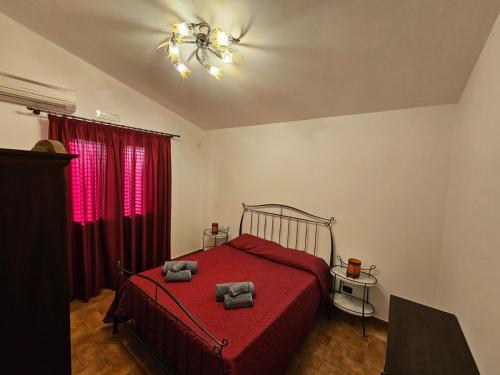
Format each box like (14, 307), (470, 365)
(347, 258), (361, 278)
(211, 222), (219, 234)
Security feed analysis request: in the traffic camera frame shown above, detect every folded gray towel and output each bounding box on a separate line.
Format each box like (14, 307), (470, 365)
(163, 261), (198, 274)
(170, 261), (186, 272)
(166, 270), (191, 282)
(216, 282), (255, 301)
(224, 292), (253, 309)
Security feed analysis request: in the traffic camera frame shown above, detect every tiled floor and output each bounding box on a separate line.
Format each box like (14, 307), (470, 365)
(70, 289), (387, 375)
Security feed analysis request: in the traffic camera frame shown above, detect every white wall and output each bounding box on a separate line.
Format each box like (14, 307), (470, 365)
(206, 105), (455, 320)
(437, 14), (500, 375)
(0, 13), (207, 258)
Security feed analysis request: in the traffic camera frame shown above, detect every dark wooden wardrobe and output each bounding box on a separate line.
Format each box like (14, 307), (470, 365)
(0, 148), (75, 374)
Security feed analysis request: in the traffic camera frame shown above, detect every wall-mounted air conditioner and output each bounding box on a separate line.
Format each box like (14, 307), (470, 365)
(0, 71), (76, 114)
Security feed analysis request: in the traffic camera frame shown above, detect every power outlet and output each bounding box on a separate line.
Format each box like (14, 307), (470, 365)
(342, 285), (353, 294)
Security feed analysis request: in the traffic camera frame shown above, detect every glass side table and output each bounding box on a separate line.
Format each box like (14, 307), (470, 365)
(330, 256), (377, 337)
(202, 228), (229, 250)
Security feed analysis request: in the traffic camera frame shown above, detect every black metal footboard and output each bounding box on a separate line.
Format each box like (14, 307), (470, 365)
(112, 262), (228, 375)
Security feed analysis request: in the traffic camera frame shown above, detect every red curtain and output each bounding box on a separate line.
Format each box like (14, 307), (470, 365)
(49, 115), (172, 301)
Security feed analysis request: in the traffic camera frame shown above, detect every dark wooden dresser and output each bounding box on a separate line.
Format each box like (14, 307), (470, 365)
(0, 148), (76, 374)
(383, 295), (479, 375)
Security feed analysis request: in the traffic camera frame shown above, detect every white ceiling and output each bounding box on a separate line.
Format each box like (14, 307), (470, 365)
(1, 0), (499, 129)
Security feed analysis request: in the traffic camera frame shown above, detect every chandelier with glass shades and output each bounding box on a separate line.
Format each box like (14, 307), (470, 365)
(158, 21), (240, 80)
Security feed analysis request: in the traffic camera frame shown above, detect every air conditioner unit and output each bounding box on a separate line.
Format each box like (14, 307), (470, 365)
(0, 71), (76, 114)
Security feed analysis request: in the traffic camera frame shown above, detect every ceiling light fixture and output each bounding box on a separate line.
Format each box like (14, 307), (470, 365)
(174, 61), (191, 79)
(222, 50), (233, 64)
(158, 21), (241, 79)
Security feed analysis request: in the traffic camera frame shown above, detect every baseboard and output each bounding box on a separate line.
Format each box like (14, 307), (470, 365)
(171, 249), (203, 260)
(332, 308), (388, 329)
(372, 316), (389, 328)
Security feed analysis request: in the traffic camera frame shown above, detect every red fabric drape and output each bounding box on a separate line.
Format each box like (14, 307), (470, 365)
(49, 115), (172, 301)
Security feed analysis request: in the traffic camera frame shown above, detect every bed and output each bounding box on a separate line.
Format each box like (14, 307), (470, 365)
(107, 203), (336, 375)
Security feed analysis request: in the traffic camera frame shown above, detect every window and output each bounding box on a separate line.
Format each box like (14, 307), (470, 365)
(69, 140), (106, 223)
(123, 145), (145, 216)
(68, 141), (145, 222)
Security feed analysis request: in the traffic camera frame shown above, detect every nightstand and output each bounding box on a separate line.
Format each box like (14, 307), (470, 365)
(202, 228), (229, 250)
(330, 256), (377, 336)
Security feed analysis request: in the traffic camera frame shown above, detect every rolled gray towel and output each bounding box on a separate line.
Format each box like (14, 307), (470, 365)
(224, 292), (253, 309)
(216, 282), (255, 301)
(170, 261), (186, 272)
(166, 270), (191, 282)
(163, 261), (198, 274)
(229, 282), (252, 297)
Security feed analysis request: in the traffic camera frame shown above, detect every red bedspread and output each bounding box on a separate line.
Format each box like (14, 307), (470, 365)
(111, 235), (332, 375)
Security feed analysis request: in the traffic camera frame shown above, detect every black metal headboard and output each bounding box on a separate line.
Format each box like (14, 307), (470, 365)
(239, 203), (336, 267)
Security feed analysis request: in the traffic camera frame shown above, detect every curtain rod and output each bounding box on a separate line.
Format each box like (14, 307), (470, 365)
(27, 107), (180, 138)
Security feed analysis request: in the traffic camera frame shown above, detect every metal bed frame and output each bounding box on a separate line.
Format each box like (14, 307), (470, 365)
(112, 263), (228, 374)
(239, 203), (336, 267)
(112, 203), (336, 374)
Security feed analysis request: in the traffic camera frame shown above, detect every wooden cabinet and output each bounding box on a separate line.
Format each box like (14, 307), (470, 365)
(383, 295), (479, 375)
(0, 148), (76, 374)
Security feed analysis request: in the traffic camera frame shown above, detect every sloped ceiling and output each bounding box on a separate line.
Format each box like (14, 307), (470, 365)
(1, 0), (499, 129)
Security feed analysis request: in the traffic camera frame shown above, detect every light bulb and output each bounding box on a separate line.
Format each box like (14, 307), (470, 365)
(207, 65), (223, 79)
(209, 66), (219, 75)
(222, 50), (233, 64)
(216, 31), (230, 46)
(174, 61), (191, 79)
(168, 42), (180, 61)
(175, 62), (188, 73)
(173, 22), (191, 37)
